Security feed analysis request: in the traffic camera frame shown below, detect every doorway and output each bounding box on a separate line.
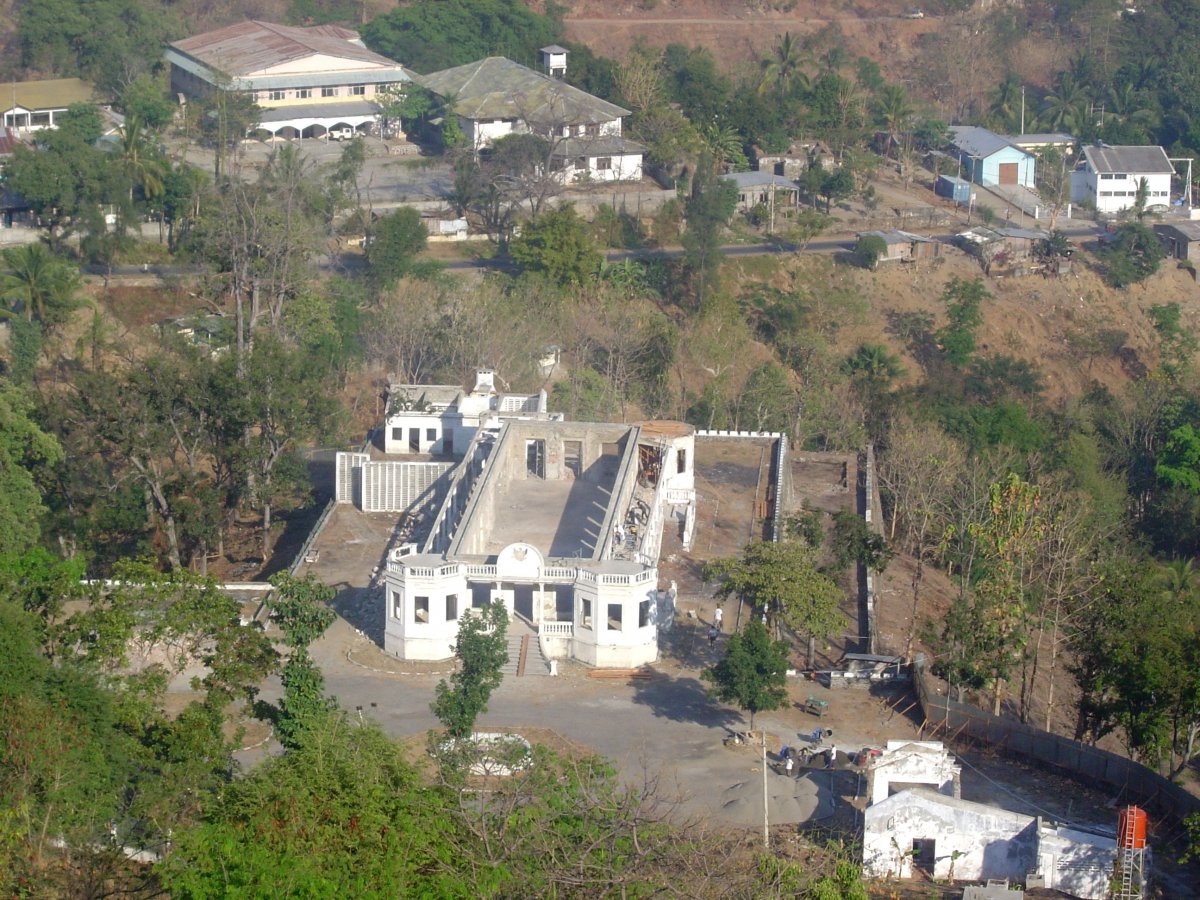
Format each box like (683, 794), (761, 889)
(911, 838), (936, 875)
(998, 162), (1018, 185)
(513, 583), (534, 622)
(526, 439), (545, 478)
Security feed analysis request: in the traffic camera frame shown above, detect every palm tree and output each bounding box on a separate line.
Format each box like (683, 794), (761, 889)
(701, 122), (747, 172)
(118, 112), (166, 205)
(758, 32), (810, 99)
(987, 73), (1023, 133)
(1041, 74), (1089, 133)
(0, 244), (82, 330)
(874, 85), (914, 158)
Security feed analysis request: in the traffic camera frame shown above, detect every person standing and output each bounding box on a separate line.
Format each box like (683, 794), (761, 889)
(825, 745), (838, 769)
(784, 754), (794, 777)
(714, 606), (723, 630)
(708, 625), (718, 648)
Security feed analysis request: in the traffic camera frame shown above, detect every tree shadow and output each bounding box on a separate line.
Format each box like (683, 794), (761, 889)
(630, 673), (742, 729)
(868, 682), (925, 731)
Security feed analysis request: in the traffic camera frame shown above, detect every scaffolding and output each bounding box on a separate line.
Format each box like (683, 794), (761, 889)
(1113, 807), (1147, 900)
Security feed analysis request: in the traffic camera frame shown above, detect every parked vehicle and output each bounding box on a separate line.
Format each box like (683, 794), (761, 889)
(328, 127), (355, 141)
(902, 8), (924, 17)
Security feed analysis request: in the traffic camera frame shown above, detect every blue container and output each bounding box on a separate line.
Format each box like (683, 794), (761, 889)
(936, 174), (971, 204)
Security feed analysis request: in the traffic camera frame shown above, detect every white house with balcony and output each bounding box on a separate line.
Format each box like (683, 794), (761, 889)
(383, 418), (695, 668)
(165, 20), (412, 140)
(1071, 144), (1175, 214)
(416, 55), (643, 182)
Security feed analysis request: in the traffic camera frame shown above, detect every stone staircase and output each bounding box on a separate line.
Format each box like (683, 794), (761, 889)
(501, 631), (550, 677)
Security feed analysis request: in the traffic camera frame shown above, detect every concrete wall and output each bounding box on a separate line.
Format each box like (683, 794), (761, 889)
(384, 565), (469, 660)
(863, 790), (1037, 882)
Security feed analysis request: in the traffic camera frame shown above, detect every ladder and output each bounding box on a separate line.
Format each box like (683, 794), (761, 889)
(1114, 813), (1143, 900)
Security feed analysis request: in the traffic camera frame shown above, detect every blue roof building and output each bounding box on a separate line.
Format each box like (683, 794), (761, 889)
(948, 126), (1036, 189)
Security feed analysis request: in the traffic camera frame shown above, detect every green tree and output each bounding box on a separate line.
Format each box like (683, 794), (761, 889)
(1102, 221), (1165, 287)
(819, 168), (855, 213)
(0, 385), (63, 555)
(367, 207), (430, 286)
(1157, 424), (1200, 493)
(432, 600), (509, 739)
(362, 0), (560, 74)
(700, 619), (790, 731)
(935, 276), (989, 368)
(0, 244), (82, 332)
(510, 205), (602, 286)
(681, 153), (738, 308)
(852, 233), (887, 270)
(266, 573), (337, 744)
(703, 540), (843, 669)
(157, 713), (470, 896)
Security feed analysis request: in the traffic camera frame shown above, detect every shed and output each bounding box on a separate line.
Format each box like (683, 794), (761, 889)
(935, 174), (971, 204)
(1153, 222), (1200, 261)
(722, 170), (799, 212)
(858, 229), (941, 263)
(957, 225), (1049, 264)
(948, 125), (1036, 189)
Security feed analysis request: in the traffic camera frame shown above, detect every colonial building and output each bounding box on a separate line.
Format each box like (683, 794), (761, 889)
(333, 371), (695, 669)
(1, 78), (96, 135)
(165, 20), (412, 140)
(416, 55), (643, 182)
(382, 417), (694, 667)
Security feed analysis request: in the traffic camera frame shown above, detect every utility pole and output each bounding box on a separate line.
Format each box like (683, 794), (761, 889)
(762, 733), (769, 849)
(1020, 85), (1025, 135)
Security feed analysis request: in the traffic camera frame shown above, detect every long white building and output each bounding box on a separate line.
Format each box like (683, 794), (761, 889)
(1071, 144), (1175, 214)
(166, 20), (412, 140)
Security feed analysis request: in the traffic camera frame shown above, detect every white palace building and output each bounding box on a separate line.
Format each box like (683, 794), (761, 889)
(335, 371), (695, 668)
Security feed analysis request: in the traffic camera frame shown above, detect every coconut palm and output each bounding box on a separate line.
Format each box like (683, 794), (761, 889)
(117, 112), (167, 205)
(701, 122), (748, 172)
(987, 73), (1023, 133)
(874, 85), (915, 158)
(1041, 74), (1089, 133)
(758, 32), (810, 99)
(0, 243), (82, 330)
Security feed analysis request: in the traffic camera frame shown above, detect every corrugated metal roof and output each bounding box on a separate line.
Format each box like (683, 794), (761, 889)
(0, 78), (96, 113)
(1008, 132), (1075, 145)
(860, 229), (936, 245)
(1083, 144), (1174, 175)
(723, 171), (797, 189)
(416, 57), (629, 125)
(949, 125), (1028, 160)
(170, 21), (401, 76)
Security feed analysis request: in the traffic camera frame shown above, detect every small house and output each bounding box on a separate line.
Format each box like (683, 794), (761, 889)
(858, 229), (941, 264)
(948, 126), (1036, 189)
(1070, 144), (1174, 214)
(957, 225), (1049, 263)
(753, 139), (836, 179)
(722, 171), (799, 212)
(1154, 222), (1200, 261)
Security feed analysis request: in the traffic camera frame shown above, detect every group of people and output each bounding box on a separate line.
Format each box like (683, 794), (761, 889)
(778, 743), (839, 776)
